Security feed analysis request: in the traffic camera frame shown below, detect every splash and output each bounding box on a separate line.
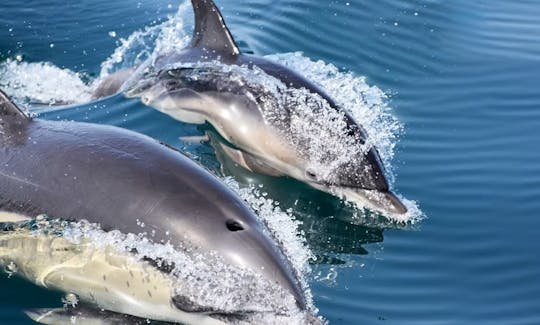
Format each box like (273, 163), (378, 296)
(0, 59), (92, 105)
(265, 52), (403, 176)
(99, 1), (192, 79)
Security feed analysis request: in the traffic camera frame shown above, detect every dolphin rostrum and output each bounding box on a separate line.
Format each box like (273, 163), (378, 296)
(116, 0), (408, 218)
(0, 90), (315, 324)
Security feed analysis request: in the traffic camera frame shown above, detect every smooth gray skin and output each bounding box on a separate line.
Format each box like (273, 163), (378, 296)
(0, 90), (306, 311)
(117, 0), (408, 216)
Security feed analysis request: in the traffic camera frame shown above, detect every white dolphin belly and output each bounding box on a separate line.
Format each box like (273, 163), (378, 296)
(0, 218), (227, 325)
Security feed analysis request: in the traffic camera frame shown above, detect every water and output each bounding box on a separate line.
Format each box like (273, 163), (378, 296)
(1, 0), (540, 324)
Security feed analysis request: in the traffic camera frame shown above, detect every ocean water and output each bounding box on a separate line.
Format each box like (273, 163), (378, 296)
(1, 0), (540, 324)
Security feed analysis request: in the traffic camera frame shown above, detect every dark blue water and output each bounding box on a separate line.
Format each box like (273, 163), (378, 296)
(1, 0), (540, 324)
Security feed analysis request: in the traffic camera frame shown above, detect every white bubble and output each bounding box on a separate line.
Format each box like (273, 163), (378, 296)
(0, 59), (92, 105)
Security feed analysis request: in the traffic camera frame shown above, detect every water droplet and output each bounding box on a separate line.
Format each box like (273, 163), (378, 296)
(62, 293), (79, 307)
(4, 261), (18, 277)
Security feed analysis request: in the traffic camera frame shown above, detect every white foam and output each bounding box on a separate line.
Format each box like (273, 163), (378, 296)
(0, 59), (92, 105)
(99, 1), (191, 79)
(265, 52), (402, 178)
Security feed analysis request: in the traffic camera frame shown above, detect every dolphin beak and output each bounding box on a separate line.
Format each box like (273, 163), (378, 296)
(336, 187), (408, 219)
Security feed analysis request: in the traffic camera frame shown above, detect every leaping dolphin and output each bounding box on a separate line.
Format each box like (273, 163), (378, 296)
(112, 0), (408, 218)
(0, 90), (315, 324)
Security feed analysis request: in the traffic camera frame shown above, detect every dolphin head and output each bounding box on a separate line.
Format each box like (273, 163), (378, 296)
(293, 144), (408, 217)
(130, 158), (309, 312)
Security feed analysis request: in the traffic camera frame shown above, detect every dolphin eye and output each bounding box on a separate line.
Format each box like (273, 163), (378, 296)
(305, 170), (317, 180)
(226, 220), (244, 232)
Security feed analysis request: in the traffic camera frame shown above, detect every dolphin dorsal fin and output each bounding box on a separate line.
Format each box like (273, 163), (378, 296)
(190, 0), (240, 56)
(0, 90), (29, 119)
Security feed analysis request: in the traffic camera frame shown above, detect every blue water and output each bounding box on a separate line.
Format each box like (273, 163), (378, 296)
(2, 0), (540, 324)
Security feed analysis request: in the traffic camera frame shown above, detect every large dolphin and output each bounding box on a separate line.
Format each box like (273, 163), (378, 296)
(110, 0), (408, 218)
(0, 90), (314, 324)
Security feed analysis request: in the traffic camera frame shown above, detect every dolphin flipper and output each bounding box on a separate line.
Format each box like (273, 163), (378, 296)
(190, 0), (239, 55)
(25, 306), (147, 325)
(208, 131), (285, 177)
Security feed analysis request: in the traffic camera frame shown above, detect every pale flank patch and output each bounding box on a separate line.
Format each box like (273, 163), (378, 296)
(0, 211), (31, 223)
(0, 229), (227, 325)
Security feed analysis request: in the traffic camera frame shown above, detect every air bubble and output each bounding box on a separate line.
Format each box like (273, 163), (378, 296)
(4, 261), (18, 277)
(62, 293), (79, 307)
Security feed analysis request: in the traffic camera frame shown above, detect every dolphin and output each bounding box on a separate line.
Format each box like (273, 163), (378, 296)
(0, 90), (314, 324)
(114, 0), (408, 218)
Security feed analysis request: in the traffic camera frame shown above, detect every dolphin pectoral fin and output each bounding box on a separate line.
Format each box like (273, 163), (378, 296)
(241, 152), (284, 177)
(0, 89), (30, 119)
(210, 134), (284, 177)
(190, 0), (240, 55)
(25, 305), (146, 325)
(179, 135), (210, 143)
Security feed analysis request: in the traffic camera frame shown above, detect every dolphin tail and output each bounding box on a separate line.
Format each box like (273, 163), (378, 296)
(190, 0), (240, 55)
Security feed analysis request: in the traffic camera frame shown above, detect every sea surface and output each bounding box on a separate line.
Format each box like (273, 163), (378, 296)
(1, 0), (540, 324)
